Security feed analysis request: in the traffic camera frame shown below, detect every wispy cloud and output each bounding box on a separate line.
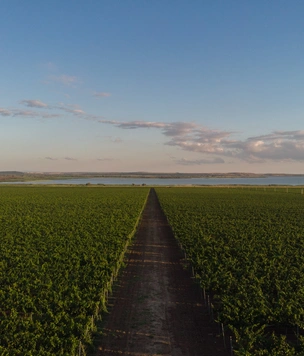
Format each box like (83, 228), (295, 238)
(0, 108), (11, 116)
(93, 92), (111, 98)
(12, 110), (38, 117)
(100, 119), (304, 163)
(100, 120), (168, 130)
(56, 103), (86, 116)
(0, 100), (102, 121)
(162, 122), (198, 137)
(45, 156), (58, 160)
(12, 109), (60, 119)
(1, 103), (59, 119)
(174, 157), (225, 165)
(21, 100), (48, 108)
(38, 113), (61, 119)
(100, 120), (201, 137)
(55, 103), (103, 120)
(64, 157), (77, 161)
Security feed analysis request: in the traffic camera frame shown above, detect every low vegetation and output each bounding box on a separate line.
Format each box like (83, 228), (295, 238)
(0, 186), (149, 355)
(2, 185), (304, 355)
(156, 186), (304, 355)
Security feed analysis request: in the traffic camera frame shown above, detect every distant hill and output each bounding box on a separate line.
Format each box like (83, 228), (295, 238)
(0, 171), (24, 176)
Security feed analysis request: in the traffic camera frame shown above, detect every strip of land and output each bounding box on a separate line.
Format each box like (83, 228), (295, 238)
(2, 170), (304, 182)
(95, 188), (230, 356)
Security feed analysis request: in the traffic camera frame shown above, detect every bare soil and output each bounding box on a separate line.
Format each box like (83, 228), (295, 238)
(95, 188), (230, 356)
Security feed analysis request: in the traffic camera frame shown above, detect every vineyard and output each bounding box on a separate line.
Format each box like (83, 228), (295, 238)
(156, 187), (304, 355)
(2, 185), (304, 355)
(0, 186), (149, 355)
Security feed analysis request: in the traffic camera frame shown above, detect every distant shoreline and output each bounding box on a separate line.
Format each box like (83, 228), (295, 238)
(1, 171), (304, 182)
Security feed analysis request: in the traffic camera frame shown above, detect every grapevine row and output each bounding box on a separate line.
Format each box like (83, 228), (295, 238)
(0, 186), (149, 355)
(156, 187), (304, 355)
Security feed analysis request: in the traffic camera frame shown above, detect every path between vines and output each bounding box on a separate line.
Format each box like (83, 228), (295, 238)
(96, 188), (230, 356)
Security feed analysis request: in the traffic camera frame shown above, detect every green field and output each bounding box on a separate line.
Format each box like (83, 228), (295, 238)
(156, 187), (304, 355)
(2, 185), (304, 355)
(0, 186), (149, 355)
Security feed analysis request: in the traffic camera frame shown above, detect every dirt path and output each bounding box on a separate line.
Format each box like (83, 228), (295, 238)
(96, 188), (230, 356)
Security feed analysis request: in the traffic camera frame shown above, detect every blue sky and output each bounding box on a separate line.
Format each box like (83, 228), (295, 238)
(1, 1), (304, 173)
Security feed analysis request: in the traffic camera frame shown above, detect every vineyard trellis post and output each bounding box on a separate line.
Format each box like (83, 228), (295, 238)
(210, 303), (214, 321)
(221, 323), (226, 348)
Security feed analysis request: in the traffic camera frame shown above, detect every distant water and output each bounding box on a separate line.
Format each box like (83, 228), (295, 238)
(2, 176), (304, 186)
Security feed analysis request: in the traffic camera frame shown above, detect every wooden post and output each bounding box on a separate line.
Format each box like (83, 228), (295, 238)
(221, 323), (226, 348)
(207, 295), (210, 311)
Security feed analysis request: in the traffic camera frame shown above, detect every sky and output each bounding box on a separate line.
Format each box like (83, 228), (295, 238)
(1, 1), (304, 173)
